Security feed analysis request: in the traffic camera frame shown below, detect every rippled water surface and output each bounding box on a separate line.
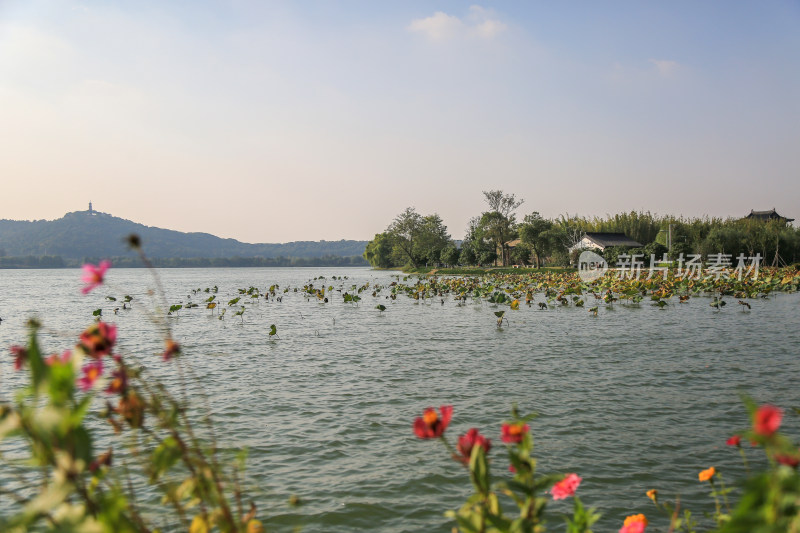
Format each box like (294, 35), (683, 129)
(1, 267), (799, 532)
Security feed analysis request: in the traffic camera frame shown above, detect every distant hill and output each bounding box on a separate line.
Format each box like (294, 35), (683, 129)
(0, 210), (368, 262)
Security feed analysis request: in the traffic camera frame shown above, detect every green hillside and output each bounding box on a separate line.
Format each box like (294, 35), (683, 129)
(0, 210), (368, 262)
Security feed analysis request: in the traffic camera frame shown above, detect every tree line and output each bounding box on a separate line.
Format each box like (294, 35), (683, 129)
(0, 255), (367, 269)
(364, 191), (800, 268)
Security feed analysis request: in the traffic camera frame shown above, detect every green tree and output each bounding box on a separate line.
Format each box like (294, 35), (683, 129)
(509, 242), (532, 266)
(461, 217), (490, 266)
(459, 244), (477, 266)
(478, 190), (524, 266)
(383, 207), (452, 267)
(387, 207), (424, 267)
(414, 214), (452, 265)
(518, 212), (554, 268)
(363, 232), (395, 268)
(440, 245), (460, 267)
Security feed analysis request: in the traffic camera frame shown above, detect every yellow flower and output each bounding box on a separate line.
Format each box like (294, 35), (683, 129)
(698, 466), (716, 482)
(624, 513), (648, 527)
(189, 516), (209, 533)
(646, 489), (658, 502)
(246, 519), (265, 533)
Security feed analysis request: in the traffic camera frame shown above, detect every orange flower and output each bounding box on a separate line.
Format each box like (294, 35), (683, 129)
(501, 422), (530, 443)
(646, 489), (658, 502)
(698, 466), (716, 482)
(620, 514), (648, 533)
(162, 339), (181, 361)
(413, 406), (453, 439)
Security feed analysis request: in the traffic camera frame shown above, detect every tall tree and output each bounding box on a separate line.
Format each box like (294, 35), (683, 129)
(478, 191), (524, 266)
(483, 190), (524, 218)
(414, 214), (451, 265)
(387, 207), (424, 267)
(518, 212), (554, 268)
(384, 207), (452, 267)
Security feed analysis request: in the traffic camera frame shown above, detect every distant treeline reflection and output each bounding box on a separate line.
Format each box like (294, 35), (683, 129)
(0, 255), (368, 269)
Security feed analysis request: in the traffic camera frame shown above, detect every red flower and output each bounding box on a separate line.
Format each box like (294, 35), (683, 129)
(726, 435), (741, 447)
(89, 449), (113, 472)
(413, 405), (453, 438)
(753, 405), (782, 437)
(78, 360), (104, 391)
(501, 422), (529, 443)
(9, 345), (27, 371)
(79, 322), (117, 358)
(776, 453), (800, 468)
(81, 260), (111, 294)
(551, 473), (582, 500)
(456, 428), (491, 463)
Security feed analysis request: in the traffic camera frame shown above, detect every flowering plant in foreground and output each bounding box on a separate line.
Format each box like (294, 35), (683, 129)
(0, 238), (265, 532)
(413, 404), (600, 533)
(415, 399), (800, 532)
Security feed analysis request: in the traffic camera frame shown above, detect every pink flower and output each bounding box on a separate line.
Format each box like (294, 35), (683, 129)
(501, 422), (529, 444)
(79, 322), (117, 358)
(754, 405), (782, 437)
(81, 260), (111, 294)
(45, 350), (72, 366)
(78, 360), (104, 391)
(726, 435), (741, 447)
(10, 345), (27, 371)
(551, 473), (582, 500)
(413, 406), (453, 439)
(456, 428), (491, 463)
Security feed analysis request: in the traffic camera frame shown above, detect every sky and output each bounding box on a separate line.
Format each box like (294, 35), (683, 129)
(0, 1), (798, 243)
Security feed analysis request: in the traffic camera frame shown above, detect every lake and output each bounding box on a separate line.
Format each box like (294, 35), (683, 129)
(1, 267), (798, 532)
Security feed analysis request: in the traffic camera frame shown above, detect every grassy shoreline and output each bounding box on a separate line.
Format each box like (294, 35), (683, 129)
(399, 266), (578, 275)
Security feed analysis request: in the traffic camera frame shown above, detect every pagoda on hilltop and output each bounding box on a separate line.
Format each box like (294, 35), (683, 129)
(88, 201), (94, 216)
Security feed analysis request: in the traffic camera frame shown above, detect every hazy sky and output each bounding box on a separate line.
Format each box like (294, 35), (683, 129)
(1, 1), (798, 243)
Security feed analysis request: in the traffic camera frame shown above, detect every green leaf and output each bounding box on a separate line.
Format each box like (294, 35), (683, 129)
(149, 436), (182, 482)
(469, 446), (490, 495)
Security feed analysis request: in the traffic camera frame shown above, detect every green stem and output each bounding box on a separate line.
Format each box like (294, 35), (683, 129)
(738, 446), (750, 475)
(709, 478), (721, 523)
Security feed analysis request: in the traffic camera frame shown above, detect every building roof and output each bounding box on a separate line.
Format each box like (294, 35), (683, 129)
(745, 209), (794, 222)
(583, 232), (643, 248)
